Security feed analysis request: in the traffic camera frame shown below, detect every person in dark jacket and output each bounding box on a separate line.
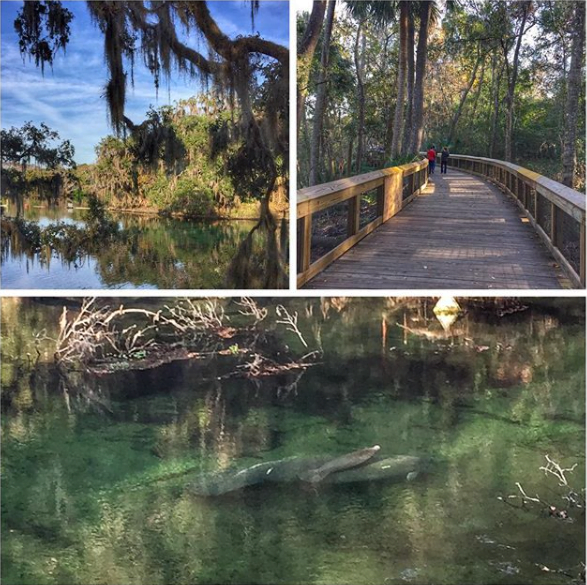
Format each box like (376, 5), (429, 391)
(440, 147), (449, 174)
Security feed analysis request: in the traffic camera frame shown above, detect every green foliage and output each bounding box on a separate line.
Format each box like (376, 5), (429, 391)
(86, 99), (247, 216)
(71, 188), (84, 204)
(384, 154), (420, 168)
(1, 121), (75, 170)
(300, 0), (585, 189)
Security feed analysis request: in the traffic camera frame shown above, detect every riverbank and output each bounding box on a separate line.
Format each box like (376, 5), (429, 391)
(2, 198), (288, 222)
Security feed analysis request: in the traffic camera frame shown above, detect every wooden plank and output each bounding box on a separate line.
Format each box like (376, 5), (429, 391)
(303, 170), (566, 290)
(447, 154), (585, 219)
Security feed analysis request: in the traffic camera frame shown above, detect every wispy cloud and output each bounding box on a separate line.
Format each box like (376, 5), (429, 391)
(1, 1), (290, 164)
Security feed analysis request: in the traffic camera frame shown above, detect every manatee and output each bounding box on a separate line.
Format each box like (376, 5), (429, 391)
(323, 455), (423, 484)
(298, 445), (381, 483)
(187, 448), (424, 497)
(189, 456), (330, 496)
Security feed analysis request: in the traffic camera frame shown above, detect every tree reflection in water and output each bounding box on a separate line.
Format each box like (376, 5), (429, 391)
(1, 214), (260, 289)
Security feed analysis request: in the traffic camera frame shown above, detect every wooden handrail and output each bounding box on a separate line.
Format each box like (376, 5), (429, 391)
(297, 159), (428, 287)
(440, 153), (585, 287)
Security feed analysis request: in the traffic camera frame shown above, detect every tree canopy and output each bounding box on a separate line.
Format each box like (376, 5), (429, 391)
(14, 0), (289, 287)
(1, 121), (75, 171)
(298, 0), (585, 190)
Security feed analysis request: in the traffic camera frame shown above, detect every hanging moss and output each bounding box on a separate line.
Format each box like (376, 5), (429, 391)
(15, 1), (289, 287)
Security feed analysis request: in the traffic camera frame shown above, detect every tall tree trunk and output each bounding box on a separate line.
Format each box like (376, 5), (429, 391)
(347, 136), (354, 177)
(503, 2), (531, 162)
(309, 0), (336, 186)
(562, 1), (585, 188)
(355, 23), (366, 173)
(390, 1), (409, 159)
(489, 53), (503, 158)
(447, 52), (481, 145)
(300, 106), (312, 186)
(297, 1), (328, 139)
(401, 8), (415, 155)
(408, 1), (432, 155)
(469, 59), (486, 120)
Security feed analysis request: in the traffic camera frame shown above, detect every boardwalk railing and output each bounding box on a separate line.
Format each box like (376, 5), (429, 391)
(443, 154), (585, 287)
(297, 159), (428, 287)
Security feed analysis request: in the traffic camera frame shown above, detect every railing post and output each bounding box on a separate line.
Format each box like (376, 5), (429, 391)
(348, 195), (360, 237)
(376, 184), (385, 218)
(297, 215), (312, 273)
(383, 172), (402, 221)
(550, 202), (558, 247)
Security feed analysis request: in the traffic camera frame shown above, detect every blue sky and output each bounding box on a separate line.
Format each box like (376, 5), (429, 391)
(1, 1), (289, 164)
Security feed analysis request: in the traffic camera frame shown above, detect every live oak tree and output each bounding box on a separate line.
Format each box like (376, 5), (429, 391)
(1, 121), (75, 216)
(14, 0), (288, 288)
(1, 122), (75, 173)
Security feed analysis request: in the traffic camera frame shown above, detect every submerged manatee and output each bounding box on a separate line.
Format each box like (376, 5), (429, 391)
(187, 448), (424, 496)
(323, 455), (423, 484)
(298, 445), (381, 483)
(189, 456), (330, 496)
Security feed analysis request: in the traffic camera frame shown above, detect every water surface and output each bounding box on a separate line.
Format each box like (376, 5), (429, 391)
(1, 206), (256, 289)
(1, 298), (585, 584)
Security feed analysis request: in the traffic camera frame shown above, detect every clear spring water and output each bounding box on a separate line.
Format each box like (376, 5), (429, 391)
(1, 298), (585, 584)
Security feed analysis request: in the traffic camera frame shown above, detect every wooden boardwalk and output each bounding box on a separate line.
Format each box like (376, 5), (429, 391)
(304, 170), (563, 289)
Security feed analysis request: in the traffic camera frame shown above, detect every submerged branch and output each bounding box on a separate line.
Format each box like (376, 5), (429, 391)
(51, 297), (319, 380)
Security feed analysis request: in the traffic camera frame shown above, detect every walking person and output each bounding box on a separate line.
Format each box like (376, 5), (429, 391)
(427, 144), (437, 174)
(440, 146), (449, 174)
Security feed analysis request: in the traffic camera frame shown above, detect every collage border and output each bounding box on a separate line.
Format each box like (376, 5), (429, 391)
(1, 0), (585, 304)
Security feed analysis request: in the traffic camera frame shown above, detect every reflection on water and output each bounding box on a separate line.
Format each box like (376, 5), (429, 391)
(1, 205), (257, 289)
(1, 298), (585, 585)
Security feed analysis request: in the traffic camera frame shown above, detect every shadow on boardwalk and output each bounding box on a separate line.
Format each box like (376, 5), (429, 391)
(304, 170), (563, 289)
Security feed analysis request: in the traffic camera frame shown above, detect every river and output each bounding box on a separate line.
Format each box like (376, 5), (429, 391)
(1, 297), (584, 584)
(1, 205), (257, 289)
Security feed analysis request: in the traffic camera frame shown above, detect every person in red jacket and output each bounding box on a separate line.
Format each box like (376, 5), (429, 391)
(427, 145), (437, 174)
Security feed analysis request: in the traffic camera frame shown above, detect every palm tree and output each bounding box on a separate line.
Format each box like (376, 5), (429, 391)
(407, 0), (434, 155)
(298, 1), (328, 138)
(390, 1), (409, 159)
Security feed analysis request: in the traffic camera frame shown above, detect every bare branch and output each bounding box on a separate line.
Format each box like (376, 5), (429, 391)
(539, 455), (577, 487)
(275, 305), (308, 348)
(235, 297), (268, 324)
